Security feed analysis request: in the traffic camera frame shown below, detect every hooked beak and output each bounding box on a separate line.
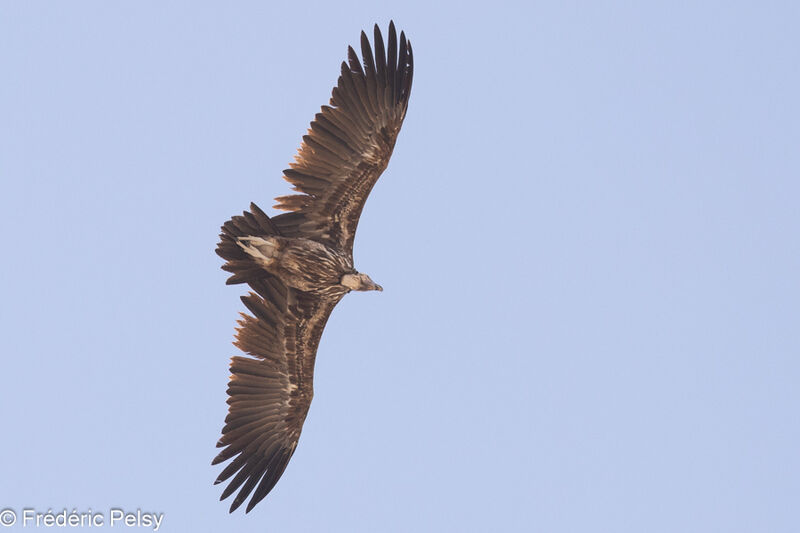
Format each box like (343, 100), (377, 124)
(367, 277), (383, 292)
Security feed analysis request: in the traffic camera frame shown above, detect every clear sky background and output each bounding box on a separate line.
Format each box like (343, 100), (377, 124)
(1, 2), (799, 532)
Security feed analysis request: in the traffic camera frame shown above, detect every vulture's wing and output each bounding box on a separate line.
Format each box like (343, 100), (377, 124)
(271, 21), (414, 255)
(212, 274), (343, 513)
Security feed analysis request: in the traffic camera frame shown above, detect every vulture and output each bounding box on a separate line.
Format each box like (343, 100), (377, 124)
(213, 22), (413, 513)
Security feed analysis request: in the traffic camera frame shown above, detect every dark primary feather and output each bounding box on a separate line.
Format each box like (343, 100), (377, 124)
(214, 22), (413, 513)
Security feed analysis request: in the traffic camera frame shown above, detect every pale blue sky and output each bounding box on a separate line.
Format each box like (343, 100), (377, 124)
(1, 2), (799, 532)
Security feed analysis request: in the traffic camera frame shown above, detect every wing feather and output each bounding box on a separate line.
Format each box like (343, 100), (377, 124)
(360, 32), (380, 115)
(271, 21), (413, 254)
(373, 24), (387, 82)
(387, 22), (398, 101)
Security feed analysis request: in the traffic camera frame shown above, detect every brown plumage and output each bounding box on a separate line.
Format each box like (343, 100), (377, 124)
(213, 22), (413, 513)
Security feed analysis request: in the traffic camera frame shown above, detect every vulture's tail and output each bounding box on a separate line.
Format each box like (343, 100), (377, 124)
(216, 202), (281, 285)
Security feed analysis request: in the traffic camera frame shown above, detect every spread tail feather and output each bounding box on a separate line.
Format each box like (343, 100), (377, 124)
(217, 203), (281, 285)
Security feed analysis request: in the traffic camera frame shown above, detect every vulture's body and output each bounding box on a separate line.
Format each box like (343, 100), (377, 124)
(213, 23), (413, 513)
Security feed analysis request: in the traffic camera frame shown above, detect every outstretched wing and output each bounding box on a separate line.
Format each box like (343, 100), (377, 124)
(212, 276), (343, 513)
(271, 21), (414, 255)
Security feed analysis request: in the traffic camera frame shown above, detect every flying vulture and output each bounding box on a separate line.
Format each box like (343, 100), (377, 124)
(213, 22), (413, 513)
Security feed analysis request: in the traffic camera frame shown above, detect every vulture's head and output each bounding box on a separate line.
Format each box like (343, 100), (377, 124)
(341, 272), (383, 292)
